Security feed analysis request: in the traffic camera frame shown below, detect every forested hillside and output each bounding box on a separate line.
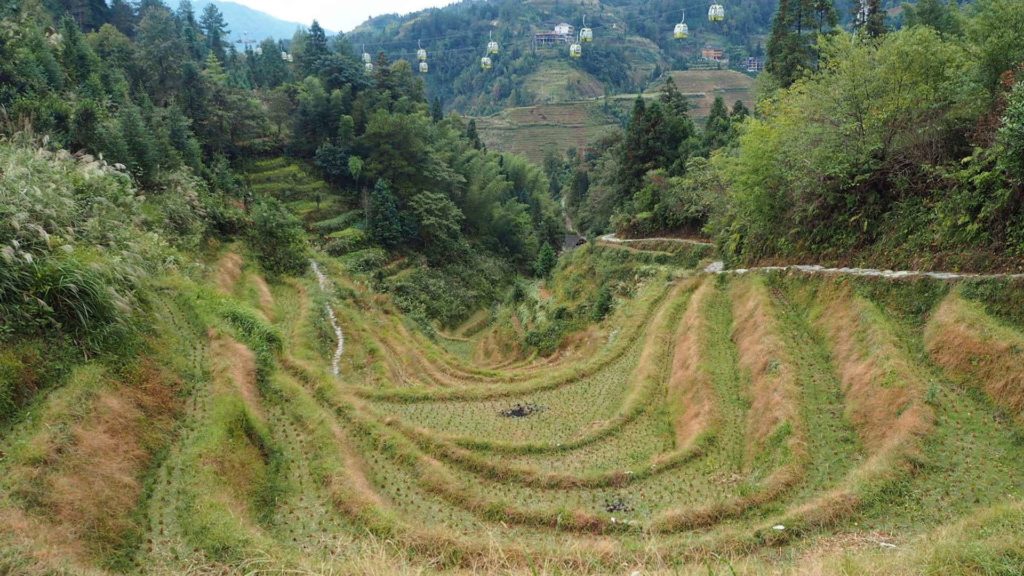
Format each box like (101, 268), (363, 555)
(3, 0), (1024, 575)
(570, 0), (1024, 273)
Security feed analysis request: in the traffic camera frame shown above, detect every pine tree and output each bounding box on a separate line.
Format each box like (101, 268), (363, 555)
(731, 100), (750, 120)
(302, 20), (329, 76)
(431, 97), (443, 123)
(703, 96), (732, 152)
(466, 119), (482, 149)
(659, 76), (689, 116)
(108, 0), (136, 36)
(368, 179), (403, 248)
(904, 0), (959, 35)
(854, 0), (886, 38)
(534, 243), (557, 278)
(766, 0), (837, 87)
(200, 3), (229, 60)
(177, 0), (205, 61)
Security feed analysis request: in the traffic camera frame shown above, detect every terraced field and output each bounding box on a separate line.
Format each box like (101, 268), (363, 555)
(476, 70), (756, 164)
(3, 161), (1023, 575)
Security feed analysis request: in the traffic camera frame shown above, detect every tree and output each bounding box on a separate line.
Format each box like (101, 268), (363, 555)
(108, 0), (136, 36)
(732, 100), (750, 120)
(766, 0), (837, 88)
(703, 96), (733, 153)
(301, 20), (329, 76)
(466, 118), (482, 149)
(903, 0), (960, 35)
(431, 97), (443, 122)
(409, 190), (464, 255)
(854, 0), (886, 38)
(998, 81), (1024, 182)
(136, 5), (186, 104)
(177, 0), (205, 61)
(534, 242), (557, 278)
(249, 198), (311, 276)
(368, 179), (403, 248)
(200, 3), (229, 61)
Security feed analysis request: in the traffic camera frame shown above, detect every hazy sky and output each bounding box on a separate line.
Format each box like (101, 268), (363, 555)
(229, 0), (455, 32)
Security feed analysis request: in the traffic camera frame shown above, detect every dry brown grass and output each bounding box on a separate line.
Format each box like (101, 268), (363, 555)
(214, 252), (243, 295)
(925, 294), (1024, 422)
(249, 272), (275, 321)
(731, 278), (803, 463)
(781, 284), (933, 529)
(209, 331), (260, 417)
(817, 287), (932, 456)
(667, 280), (715, 448)
(1, 362), (181, 570)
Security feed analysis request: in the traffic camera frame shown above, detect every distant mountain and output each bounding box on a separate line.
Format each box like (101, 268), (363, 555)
(202, 0), (321, 43)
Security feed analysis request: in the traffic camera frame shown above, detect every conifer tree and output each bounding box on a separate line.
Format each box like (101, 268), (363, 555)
(767, 0), (837, 87)
(534, 243), (557, 278)
(368, 179), (403, 248)
(200, 3), (229, 60)
(854, 0), (887, 38)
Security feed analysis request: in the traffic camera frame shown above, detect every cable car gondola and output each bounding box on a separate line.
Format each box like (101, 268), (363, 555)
(481, 56), (493, 70)
(570, 41), (582, 59)
(487, 31), (499, 55)
(419, 61), (429, 74)
(674, 22), (689, 39)
(417, 40), (427, 62)
(708, 3), (725, 22)
(365, 62), (374, 73)
(580, 15), (593, 43)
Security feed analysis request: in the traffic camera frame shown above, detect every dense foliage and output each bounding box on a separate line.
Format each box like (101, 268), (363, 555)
(0, 0), (568, 327)
(573, 0), (1024, 271)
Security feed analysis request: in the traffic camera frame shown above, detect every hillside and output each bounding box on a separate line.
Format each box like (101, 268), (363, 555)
(475, 101), (620, 163)
(647, 69), (756, 120)
(345, 0), (777, 113)
(3, 0), (1024, 574)
(5, 148), (1024, 573)
(475, 70), (754, 163)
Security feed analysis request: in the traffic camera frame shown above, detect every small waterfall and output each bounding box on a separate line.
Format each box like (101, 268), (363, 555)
(311, 260), (344, 376)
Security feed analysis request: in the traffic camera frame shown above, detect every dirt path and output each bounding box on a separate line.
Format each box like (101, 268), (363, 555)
(600, 234), (1024, 280)
(600, 233), (715, 247)
(311, 260), (344, 376)
(705, 261), (1024, 281)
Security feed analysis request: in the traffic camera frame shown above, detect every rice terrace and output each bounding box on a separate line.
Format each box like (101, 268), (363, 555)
(3, 0), (1024, 574)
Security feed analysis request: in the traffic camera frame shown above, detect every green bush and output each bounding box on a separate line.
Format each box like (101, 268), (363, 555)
(247, 198), (311, 276)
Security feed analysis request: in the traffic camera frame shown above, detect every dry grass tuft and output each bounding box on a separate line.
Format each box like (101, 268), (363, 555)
(731, 278), (801, 459)
(666, 280), (716, 448)
(925, 294), (1024, 422)
(208, 331), (260, 417)
(214, 252), (243, 295)
(817, 286), (932, 456)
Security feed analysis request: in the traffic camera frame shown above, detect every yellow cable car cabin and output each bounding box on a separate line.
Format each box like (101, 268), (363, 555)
(674, 22), (689, 39)
(362, 52), (372, 64)
(481, 56), (493, 70)
(570, 43), (582, 59)
(580, 27), (593, 43)
(708, 3), (725, 22)
(417, 48), (428, 61)
(419, 61), (429, 73)
(487, 40), (499, 55)
(364, 62), (374, 73)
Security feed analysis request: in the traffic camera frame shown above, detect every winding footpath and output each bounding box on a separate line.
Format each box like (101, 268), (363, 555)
(311, 260), (345, 376)
(598, 233), (1024, 280)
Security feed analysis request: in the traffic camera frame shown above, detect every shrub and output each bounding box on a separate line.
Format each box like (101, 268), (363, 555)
(247, 197), (311, 276)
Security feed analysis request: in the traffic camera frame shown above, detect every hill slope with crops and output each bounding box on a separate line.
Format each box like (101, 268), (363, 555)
(4, 150), (1024, 575)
